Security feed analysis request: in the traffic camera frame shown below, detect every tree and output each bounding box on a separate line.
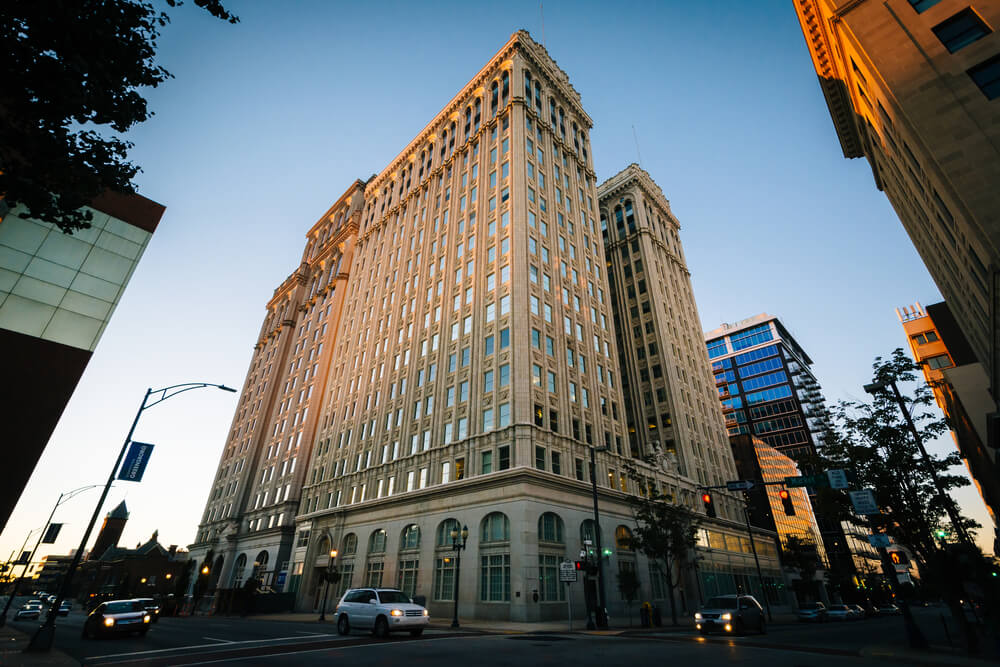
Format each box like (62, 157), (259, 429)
(822, 349), (984, 652)
(626, 491), (701, 626)
(781, 535), (822, 603)
(0, 0), (238, 233)
(616, 567), (640, 627)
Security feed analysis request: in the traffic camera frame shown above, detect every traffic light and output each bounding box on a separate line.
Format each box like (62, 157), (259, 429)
(702, 492), (716, 518)
(889, 550), (909, 566)
(779, 489), (795, 516)
(574, 561), (583, 571)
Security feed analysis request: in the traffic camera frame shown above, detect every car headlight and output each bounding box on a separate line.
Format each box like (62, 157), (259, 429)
(694, 612), (702, 620)
(104, 618), (115, 627)
(144, 615), (151, 623)
(422, 609), (429, 617)
(390, 609), (404, 617)
(721, 613), (732, 621)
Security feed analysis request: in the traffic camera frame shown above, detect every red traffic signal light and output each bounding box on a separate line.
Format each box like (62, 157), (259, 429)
(779, 489), (795, 516)
(702, 492), (716, 518)
(574, 560), (583, 571)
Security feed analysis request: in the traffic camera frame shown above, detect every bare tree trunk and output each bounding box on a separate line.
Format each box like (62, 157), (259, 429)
(664, 557), (678, 626)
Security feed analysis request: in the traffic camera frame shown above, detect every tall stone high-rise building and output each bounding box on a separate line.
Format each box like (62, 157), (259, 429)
(597, 165), (737, 489)
(286, 32), (782, 623)
(792, 0), (1000, 441)
(186, 182), (364, 592)
(189, 30), (789, 621)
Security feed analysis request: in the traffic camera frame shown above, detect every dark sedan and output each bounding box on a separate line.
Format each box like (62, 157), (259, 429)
(81, 600), (151, 639)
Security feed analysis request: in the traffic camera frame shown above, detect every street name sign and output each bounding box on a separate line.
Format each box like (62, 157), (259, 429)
(726, 480), (755, 491)
(784, 473), (828, 488)
(867, 534), (892, 548)
(849, 489), (880, 515)
(826, 469), (850, 490)
(559, 561), (578, 583)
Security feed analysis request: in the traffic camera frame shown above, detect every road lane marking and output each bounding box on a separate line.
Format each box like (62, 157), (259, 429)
(294, 631), (325, 635)
(181, 636), (468, 666)
(202, 637), (234, 643)
(84, 634), (338, 660)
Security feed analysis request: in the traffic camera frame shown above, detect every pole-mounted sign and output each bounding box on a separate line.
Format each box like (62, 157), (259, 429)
(41, 523), (62, 544)
(117, 442), (155, 482)
(726, 480), (755, 491)
(849, 489), (880, 515)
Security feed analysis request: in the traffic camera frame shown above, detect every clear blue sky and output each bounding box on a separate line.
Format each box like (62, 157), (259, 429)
(2, 0), (991, 566)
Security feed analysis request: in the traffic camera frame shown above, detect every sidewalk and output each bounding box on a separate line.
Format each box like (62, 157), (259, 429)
(0, 625), (77, 667)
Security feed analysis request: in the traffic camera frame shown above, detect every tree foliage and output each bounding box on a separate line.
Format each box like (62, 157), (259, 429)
(626, 491), (701, 626)
(819, 349), (977, 563)
(0, 0), (237, 233)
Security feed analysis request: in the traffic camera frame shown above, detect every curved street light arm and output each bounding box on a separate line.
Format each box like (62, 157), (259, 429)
(144, 383), (236, 410)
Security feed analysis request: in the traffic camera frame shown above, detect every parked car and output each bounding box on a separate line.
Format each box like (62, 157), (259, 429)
(877, 604), (901, 616)
(848, 604), (866, 619)
(826, 604), (856, 621)
(694, 595), (766, 635)
(134, 598), (160, 623)
(81, 600), (151, 639)
(14, 602), (43, 620)
(56, 601), (71, 616)
(797, 602), (827, 622)
(334, 588), (429, 637)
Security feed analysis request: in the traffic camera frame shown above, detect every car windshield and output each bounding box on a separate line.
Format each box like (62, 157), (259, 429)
(377, 591), (411, 604)
(105, 601), (141, 614)
(704, 597), (738, 609)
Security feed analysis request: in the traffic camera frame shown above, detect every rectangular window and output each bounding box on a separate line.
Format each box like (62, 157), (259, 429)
(499, 327), (509, 348)
(483, 407), (495, 431)
(434, 557), (456, 600)
(932, 8), (991, 53)
(538, 554), (565, 602)
(480, 554), (511, 602)
(499, 363), (510, 387)
(498, 444), (510, 470)
(551, 452), (561, 475)
(481, 450), (493, 474)
(485, 335), (495, 355)
(535, 446), (546, 470)
(484, 370), (494, 393)
(969, 54), (1000, 100)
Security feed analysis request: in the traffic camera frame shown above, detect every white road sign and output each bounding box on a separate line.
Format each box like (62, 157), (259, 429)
(826, 469), (849, 490)
(850, 489), (880, 515)
(559, 561), (578, 583)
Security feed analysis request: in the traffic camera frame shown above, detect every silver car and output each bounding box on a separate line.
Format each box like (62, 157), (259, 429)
(694, 594), (766, 635)
(334, 588), (429, 637)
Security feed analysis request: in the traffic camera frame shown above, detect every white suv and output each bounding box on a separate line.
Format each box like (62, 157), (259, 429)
(334, 588), (429, 637)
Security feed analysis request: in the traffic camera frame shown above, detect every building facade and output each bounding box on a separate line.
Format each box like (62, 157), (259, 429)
(186, 182), (364, 596)
(899, 301), (998, 547)
(792, 0), (1000, 432)
(704, 315), (878, 578)
(286, 31), (779, 622)
(597, 164), (739, 489)
(0, 192), (163, 533)
(705, 314), (830, 460)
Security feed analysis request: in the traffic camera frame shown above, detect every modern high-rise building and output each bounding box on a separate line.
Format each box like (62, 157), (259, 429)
(704, 315), (878, 578)
(898, 301), (998, 547)
(0, 193), (163, 534)
(186, 182), (365, 594)
(597, 164), (737, 489)
(792, 0), (1000, 430)
(705, 314), (830, 460)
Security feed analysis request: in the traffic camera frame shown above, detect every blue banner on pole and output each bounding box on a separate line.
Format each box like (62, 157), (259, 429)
(118, 441), (154, 482)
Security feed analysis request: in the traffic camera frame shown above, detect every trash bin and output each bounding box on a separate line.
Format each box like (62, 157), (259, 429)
(640, 602), (651, 627)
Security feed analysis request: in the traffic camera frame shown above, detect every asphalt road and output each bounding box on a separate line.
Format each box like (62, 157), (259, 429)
(2, 598), (983, 666)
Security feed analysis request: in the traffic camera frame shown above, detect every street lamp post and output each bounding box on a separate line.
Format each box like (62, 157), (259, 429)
(318, 550), (338, 622)
(1, 484), (105, 627)
(449, 524), (468, 628)
(26, 382), (234, 652)
(863, 380), (972, 546)
(588, 445), (610, 629)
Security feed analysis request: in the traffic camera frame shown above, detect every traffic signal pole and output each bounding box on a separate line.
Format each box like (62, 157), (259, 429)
(742, 494), (772, 621)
